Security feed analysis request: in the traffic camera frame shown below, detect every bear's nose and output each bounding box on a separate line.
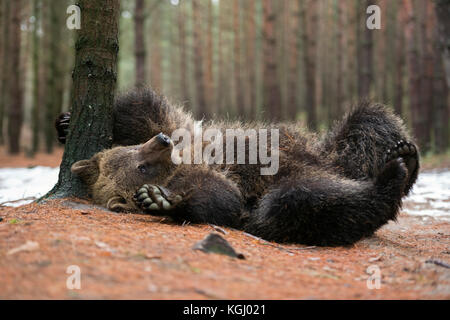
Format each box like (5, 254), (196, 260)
(156, 132), (171, 147)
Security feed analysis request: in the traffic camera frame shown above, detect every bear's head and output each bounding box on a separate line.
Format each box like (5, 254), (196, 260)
(71, 133), (176, 212)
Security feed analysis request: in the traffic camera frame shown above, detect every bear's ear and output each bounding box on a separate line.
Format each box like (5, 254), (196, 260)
(71, 158), (99, 185)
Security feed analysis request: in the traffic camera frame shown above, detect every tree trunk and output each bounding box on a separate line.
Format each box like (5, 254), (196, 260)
(204, 0), (214, 110)
(0, 0), (10, 145)
(245, 0), (256, 120)
(287, 0), (300, 120)
(31, 0), (40, 155)
(433, 39), (449, 153)
(394, 4), (406, 116)
(357, 0), (374, 99)
(7, 0), (23, 154)
(301, 0), (318, 130)
(45, 0), (65, 153)
(335, 0), (345, 120)
(419, 0), (435, 152)
(262, 0), (282, 122)
(403, 0), (424, 150)
(178, 1), (188, 103)
(46, 0), (119, 199)
(233, 0), (245, 116)
(134, 0), (146, 87)
(434, 0), (450, 89)
(192, 0), (208, 119)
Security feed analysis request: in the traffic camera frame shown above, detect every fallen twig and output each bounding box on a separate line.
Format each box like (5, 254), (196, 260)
(425, 259), (450, 269)
(0, 197), (37, 207)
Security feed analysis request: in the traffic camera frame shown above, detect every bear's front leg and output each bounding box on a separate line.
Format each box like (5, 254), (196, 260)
(134, 184), (184, 213)
(133, 167), (244, 228)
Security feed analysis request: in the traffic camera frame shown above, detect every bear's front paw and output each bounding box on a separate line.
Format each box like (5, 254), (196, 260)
(55, 112), (71, 144)
(134, 184), (183, 213)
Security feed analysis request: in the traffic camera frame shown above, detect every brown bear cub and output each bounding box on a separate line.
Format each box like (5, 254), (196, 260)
(56, 88), (419, 246)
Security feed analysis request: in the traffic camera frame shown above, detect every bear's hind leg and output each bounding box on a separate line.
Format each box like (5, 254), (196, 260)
(321, 102), (419, 194)
(245, 158), (408, 246)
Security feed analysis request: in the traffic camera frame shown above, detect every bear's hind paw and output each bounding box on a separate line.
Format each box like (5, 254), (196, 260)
(134, 184), (182, 213)
(385, 140), (418, 175)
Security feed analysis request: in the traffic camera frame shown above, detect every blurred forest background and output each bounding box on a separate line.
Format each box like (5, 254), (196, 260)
(0, 0), (448, 158)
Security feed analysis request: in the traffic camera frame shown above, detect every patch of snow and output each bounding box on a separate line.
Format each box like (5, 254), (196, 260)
(403, 169), (450, 220)
(0, 166), (59, 206)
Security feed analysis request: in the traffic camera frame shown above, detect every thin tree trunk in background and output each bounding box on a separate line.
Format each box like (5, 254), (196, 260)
(301, 0), (318, 130)
(433, 26), (449, 153)
(419, 0), (435, 151)
(31, 0), (40, 155)
(178, 2), (188, 103)
(434, 0), (450, 89)
(46, 0), (119, 199)
(0, 0), (10, 145)
(287, 0), (300, 120)
(204, 0), (214, 111)
(394, 5), (406, 116)
(357, 0), (374, 99)
(134, 0), (146, 87)
(192, 0), (208, 119)
(45, 0), (65, 153)
(245, 0), (256, 120)
(335, 0), (344, 120)
(404, 0), (424, 150)
(233, 0), (245, 116)
(262, 0), (282, 122)
(7, 0), (23, 154)
(0, 0), (3, 144)
(381, 0), (389, 102)
(149, 4), (161, 91)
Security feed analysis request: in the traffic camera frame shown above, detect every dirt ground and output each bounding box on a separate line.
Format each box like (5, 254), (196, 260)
(0, 149), (449, 300)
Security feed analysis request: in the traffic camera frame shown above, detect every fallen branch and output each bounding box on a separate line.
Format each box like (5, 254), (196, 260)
(0, 196), (37, 207)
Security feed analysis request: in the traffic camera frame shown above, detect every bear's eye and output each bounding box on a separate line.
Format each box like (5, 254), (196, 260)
(138, 164), (147, 174)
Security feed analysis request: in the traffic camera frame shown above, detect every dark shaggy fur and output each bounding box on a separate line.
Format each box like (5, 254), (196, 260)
(57, 88), (420, 246)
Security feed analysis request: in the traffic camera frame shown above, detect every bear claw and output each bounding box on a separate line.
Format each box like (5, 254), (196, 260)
(385, 140), (417, 168)
(134, 184), (182, 213)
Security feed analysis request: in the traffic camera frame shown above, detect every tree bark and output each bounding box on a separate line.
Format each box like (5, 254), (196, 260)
(178, 1), (188, 103)
(204, 0), (214, 110)
(45, 0), (65, 153)
(403, 0), (424, 150)
(262, 0), (282, 122)
(419, 0), (435, 151)
(434, 0), (450, 89)
(7, 0), (23, 154)
(301, 0), (318, 130)
(335, 0), (345, 120)
(0, 0), (10, 145)
(192, 0), (208, 119)
(394, 3), (406, 116)
(233, 0), (245, 116)
(287, 1), (300, 120)
(31, 0), (40, 155)
(357, 0), (374, 99)
(134, 0), (146, 87)
(433, 33), (450, 153)
(46, 0), (119, 199)
(245, 0), (256, 120)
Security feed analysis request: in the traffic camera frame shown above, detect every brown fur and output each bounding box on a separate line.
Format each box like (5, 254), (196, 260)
(62, 88), (420, 246)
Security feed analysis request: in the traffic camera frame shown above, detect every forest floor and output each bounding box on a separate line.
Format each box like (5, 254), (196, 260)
(0, 147), (449, 299)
